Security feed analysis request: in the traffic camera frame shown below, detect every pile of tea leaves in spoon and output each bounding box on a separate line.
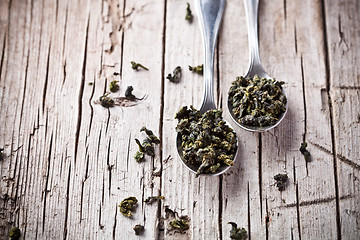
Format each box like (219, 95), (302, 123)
(228, 75), (287, 127)
(175, 106), (237, 176)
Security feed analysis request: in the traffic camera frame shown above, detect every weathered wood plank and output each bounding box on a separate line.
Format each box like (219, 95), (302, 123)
(218, 1), (265, 239)
(1, 0), (359, 239)
(258, 0), (338, 239)
(325, 1), (360, 238)
(0, 0), (165, 239)
(161, 0), (221, 239)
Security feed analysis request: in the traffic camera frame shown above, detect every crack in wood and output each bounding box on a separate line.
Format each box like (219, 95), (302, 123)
(42, 132), (53, 232)
(107, 138), (112, 196)
(309, 141), (360, 171)
(63, 164), (71, 240)
(294, 159), (302, 240)
(258, 133), (263, 220)
(218, 175), (223, 240)
(0, 33), (6, 78)
(42, 40), (51, 113)
(247, 182), (251, 240)
(320, 1), (342, 238)
(280, 194), (354, 209)
(112, 204), (117, 239)
(74, 16), (90, 165)
(294, 21), (297, 54)
(300, 55), (309, 176)
(265, 198), (269, 240)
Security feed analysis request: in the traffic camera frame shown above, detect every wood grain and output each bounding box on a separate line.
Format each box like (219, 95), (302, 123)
(0, 0), (359, 239)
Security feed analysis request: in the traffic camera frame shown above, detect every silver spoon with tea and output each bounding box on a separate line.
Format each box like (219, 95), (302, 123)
(227, 0), (288, 132)
(175, 0), (239, 177)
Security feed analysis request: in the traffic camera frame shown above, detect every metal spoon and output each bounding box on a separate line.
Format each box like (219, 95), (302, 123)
(176, 0), (239, 176)
(227, 0), (288, 132)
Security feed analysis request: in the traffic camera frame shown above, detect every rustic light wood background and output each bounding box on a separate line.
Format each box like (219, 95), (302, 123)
(1, 0), (359, 239)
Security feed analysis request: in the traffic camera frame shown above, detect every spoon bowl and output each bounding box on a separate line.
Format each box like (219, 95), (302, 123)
(227, 0), (288, 132)
(175, 0), (239, 176)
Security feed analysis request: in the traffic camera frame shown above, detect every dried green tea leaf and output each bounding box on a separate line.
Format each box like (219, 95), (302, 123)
(228, 75), (287, 127)
(119, 197), (138, 217)
(169, 218), (190, 232)
(142, 137), (155, 157)
(134, 151), (144, 163)
(189, 64), (203, 75)
(274, 173), (288, 191)
(133, 225), (144, 235)
(8, 227), (21, 240)
(144, 195), (165, 204)
(140, 126), (160, 144)
(125, 86), (136, 101)
(299, 142), (311, 162)
(228, 222), (247, 240)
(185, 3), (193, 23)
(88, 82), (93, 85)
(131, 61), (149, 71)
(110, 80), (119, 93)
(99, 93), (114, 108)
(167, 66), (182, 83)
(175, 106), (237, 176)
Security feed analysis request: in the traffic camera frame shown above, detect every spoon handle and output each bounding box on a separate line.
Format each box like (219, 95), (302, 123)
(195, 0), (225, 112)
(243, 0), (266, 77)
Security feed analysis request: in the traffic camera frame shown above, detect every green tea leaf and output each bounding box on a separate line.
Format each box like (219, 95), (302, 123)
(228, 75), (287, 127)
(175, 106), (236, 176)
(99, 93), (114, 108)
(140, 126), (160, 144)
(133, 225), (144, 235)
(274, 173), (288, 191)
(185, 3), (193, 23)
(228, 222), (247, 240)
(131, 61), (149, 71)
(119, 197), (138, 217)
(143, 195), (165, 204)
(8, 227), (21, 240)
(189, 64), (203, 75)
(167, 66), (182, 83)
(125, 86), (136, 101)
(110, 80), (119, 93)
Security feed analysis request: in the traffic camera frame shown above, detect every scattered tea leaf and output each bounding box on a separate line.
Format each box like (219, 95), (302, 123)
(228, 222), (247, 240)
(144, 195), (165, 204)
(99, 93), (114, 108)
(134, 151), (144, 163)
(88, 82), (93, 85)
(167, 66), (182, 83)
(299, 141), (311, 162)
(274, 173), (288, 191)
(110, 80), (119, 92)
(8, 227), (21, 240)
(189, 64), (203, 75)
(142, 137), (155, 157)
(140, 126), (160, 144)
(169, 217), (190, 232)
(133, 225), (145, 235)
(175, 106), (237, 176)
(125, 86), (136, 101)
(228, 75), (287, 127)
(131, 61), (149, 71)
(185, 3), (193, 23)
(119, 197), (138, 217)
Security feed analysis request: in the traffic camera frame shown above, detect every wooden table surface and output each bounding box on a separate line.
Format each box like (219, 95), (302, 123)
(1, 0), (359, 239)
